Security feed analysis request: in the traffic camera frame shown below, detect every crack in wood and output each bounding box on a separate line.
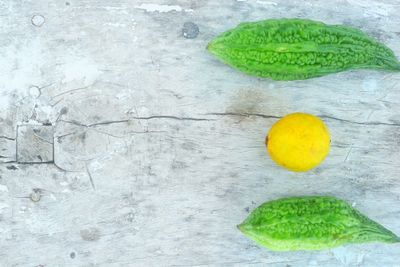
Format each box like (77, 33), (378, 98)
(59, 115), (213, 128)
(53, 161), (80, 172)
(206, 112), (282, 119)
(85, 162), (96, 190)
(0, 135), (16, 141)
(206, 112), (400, 127)
(319, 115), (400, 127)
(51, 85), (92, 100)
(129, 115), (213, 122)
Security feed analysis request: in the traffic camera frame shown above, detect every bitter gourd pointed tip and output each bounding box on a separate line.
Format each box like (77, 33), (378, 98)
(206, 41), (214, 52)
(381, 231), (400, 243)
(206, 39), (224, 56)
(385, 234), (400, 243)
(237, 222), (250, 234)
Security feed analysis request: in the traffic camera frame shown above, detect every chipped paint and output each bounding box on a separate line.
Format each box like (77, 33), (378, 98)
(134, 3), (193, 13)
(61, 58), (102, 86)
(0, 184), (9, 192)
(256, 0), (277, 6)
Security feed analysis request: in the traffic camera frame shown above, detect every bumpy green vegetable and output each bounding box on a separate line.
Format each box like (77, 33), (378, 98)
(238, 196), (399, 251)
(207, 19), (400, 80)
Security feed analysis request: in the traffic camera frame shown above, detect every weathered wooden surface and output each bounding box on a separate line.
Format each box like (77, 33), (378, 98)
(1, 0), (400, 266)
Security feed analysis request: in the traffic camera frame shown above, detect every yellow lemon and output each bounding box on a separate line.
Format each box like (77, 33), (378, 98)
(266, 113), (330, 172)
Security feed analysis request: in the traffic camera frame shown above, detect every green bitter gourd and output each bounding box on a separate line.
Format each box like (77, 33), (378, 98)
(238, 196), (399, 251)
(207, 19), (400, 80)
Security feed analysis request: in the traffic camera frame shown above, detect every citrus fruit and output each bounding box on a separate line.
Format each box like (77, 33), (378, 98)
(266, 113), (330, 172)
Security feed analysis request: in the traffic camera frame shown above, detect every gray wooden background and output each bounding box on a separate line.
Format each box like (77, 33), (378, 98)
(1, 0), (400, 266)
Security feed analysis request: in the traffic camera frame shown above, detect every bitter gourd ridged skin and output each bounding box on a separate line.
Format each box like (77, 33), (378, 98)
(207, 19), (400, 80)
(238, 196), (400, 251)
